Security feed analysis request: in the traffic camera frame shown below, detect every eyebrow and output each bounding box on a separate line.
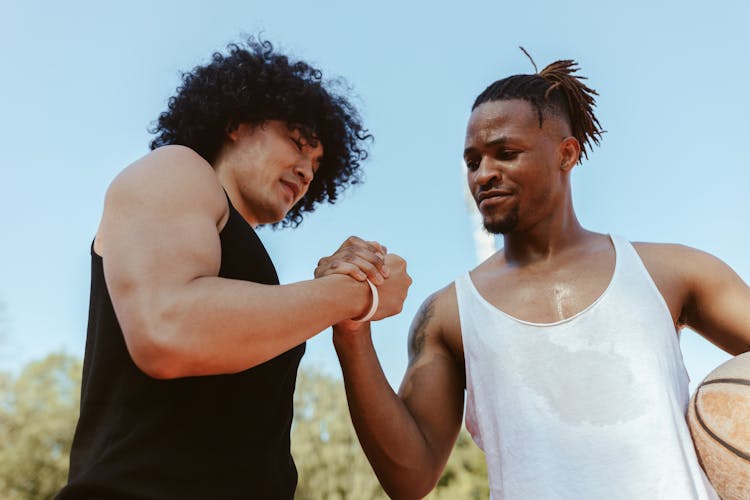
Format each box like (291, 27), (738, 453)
(463, 136), (509, 157)
(289, 127), (321, 144)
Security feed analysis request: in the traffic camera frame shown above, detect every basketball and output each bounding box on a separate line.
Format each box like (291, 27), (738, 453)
(688, 352), (750, 500)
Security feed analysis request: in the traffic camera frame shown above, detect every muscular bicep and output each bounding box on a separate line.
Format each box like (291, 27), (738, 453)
(681, 248), (750, 355)
(398, 290), (465, 465)
(98, 147), (227, 350)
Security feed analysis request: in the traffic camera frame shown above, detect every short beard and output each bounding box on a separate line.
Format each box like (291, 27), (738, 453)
(482, 207), (519, 234)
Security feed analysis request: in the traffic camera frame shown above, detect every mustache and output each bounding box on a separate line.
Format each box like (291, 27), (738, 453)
(475, 183), (516, 197)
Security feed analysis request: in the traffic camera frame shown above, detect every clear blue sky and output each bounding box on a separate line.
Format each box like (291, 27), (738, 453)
(2, 0), (748, 392)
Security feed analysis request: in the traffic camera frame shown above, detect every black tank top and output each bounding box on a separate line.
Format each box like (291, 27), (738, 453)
(58, 197), (305, 500)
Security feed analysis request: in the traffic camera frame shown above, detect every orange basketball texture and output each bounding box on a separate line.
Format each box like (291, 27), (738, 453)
(688, 352), (750, 500)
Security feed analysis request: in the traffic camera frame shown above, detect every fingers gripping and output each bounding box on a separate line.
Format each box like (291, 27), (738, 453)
(315, 236), (389, 283)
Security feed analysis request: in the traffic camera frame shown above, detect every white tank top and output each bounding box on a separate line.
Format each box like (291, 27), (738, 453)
(455, 235), (718, 499)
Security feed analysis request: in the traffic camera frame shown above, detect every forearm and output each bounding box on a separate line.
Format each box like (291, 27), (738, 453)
(334, 329), (442, 499)
(119, 274), (371, 378)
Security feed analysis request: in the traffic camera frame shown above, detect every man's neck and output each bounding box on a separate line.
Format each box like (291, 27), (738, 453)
(501, 209), (590, 266)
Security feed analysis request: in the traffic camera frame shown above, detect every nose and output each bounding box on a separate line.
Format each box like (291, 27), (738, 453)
(474, 156), (501, 187)
(294, 158), (314, 185)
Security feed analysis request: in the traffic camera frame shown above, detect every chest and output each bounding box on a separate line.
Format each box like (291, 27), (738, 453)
(471, 252), (616, 324)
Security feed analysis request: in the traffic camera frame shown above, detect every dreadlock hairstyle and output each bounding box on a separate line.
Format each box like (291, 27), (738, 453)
(472, 49), (604, 163)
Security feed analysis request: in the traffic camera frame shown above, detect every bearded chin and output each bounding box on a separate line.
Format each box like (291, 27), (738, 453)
(482, 207), (519, 235)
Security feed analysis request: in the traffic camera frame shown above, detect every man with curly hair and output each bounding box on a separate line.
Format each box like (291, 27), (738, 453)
(57, 39), (411, 500)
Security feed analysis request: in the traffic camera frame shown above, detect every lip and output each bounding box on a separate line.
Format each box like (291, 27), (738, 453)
(476, 189), (513, 203)
(280, 180), (300, 201)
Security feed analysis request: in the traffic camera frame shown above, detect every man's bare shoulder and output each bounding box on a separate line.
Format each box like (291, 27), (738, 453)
(95, 146), (228, 255)
(631, 241), (741, 302)
(106, 146), (226, 219)
(632, 241), (725, 273)
(633, 240), (696, 254)
(407, 283), (462, 361)
(110, 145), (219, 195)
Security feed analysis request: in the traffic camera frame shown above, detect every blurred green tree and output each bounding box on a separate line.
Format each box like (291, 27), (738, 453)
(292, 367), (488, 499)
(0, 353), (82, 499)
(293, 368), (385, 499)
(0, 357), (488, 499)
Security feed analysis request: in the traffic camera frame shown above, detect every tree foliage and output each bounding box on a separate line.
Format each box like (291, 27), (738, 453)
(0, 358), (488, 499)
(292, 368), (488, 499)
(0, 353), (82, 500)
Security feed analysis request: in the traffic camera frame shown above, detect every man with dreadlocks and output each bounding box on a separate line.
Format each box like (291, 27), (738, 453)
(318, 55), (750, 499)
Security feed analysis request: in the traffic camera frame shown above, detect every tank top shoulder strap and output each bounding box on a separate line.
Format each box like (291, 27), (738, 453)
(610, 234), (675, 322)
(453, 272), (475, 336)
(453, 272), (473, 309)
(221, 189), (239, 231)
(609, 234), (646, 273)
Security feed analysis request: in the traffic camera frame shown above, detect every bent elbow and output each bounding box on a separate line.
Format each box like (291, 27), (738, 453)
(381, 469), (442, 500)
(132, 351), (182, 380)
(122, 318), (186, 380)
(383, 483), (437, 500)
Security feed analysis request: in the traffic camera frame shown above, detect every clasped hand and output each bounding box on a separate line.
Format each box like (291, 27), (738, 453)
(315, 236), (412, 324)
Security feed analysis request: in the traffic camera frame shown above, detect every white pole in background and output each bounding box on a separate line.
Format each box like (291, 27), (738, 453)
(462, 161), (497, 264)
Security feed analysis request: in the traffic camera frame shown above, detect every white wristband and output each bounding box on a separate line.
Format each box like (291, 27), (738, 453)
(352, 279), (379, 322)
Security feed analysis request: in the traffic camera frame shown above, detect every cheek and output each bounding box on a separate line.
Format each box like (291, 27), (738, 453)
(526, 176), (559, 212)
(466, 170), (479, 189)
(466, 175), (481, 204)
(300, 183), (312, 200)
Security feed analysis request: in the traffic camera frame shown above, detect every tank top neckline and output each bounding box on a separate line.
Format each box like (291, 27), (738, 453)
(465, 234), (620, 328)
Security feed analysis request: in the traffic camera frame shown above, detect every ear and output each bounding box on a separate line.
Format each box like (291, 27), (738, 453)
(559, 136), (581, 171)
(226, 123), (240, 142)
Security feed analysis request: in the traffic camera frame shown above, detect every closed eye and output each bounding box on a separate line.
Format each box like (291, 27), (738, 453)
(496, 149), (519, 161)
(464, 157), (480, 171)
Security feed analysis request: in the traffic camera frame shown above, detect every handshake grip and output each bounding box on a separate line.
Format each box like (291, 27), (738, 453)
(314, 236), (412, 323)
(367, 254), (412, 322)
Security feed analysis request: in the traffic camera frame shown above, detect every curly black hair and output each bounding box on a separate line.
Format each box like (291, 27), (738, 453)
(150, 37), (371, 227)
